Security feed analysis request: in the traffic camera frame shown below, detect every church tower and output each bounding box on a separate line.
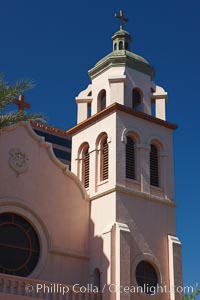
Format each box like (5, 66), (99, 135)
(69, 11), (182, 300)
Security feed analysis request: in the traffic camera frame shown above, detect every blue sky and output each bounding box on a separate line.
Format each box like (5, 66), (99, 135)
(1, 0), (199, 289)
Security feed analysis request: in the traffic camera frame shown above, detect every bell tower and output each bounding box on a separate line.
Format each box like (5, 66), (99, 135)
(68, 11), (182, 300)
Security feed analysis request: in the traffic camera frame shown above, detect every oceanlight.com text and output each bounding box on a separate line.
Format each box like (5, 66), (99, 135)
(24, 283), (195, 296)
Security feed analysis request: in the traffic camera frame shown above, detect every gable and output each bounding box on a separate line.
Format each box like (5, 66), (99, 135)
(0, 122), (89, 255)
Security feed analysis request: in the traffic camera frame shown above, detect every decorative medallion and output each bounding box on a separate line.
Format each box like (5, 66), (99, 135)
(9, 148), (29, 175)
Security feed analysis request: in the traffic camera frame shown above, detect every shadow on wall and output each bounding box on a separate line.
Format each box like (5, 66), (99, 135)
(89, 219), (109, 292)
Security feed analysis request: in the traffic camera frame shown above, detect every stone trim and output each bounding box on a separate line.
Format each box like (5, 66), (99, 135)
(49, 248), (89, 261)
(88, 53), (155, 79)
(168, 235), (182, 300)
(89, 185), (177, 207)
(31, 121), (67, 137)
(108, 75), (126, 83)
(121, 127), (143, 144)
(75, 97), (93, 104)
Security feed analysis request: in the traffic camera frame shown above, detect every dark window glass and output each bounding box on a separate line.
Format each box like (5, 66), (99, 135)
(150, 144), (159, 187)
(0, 213), (40, 276)
(136, 261), (158, 294)
(53, 148), (71, 161)
(34, 130), (71, 148)
(126, 137), (135, 180)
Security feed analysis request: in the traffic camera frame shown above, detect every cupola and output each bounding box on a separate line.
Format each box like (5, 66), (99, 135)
(76, 10), (167, 124)
(112, 29), (132, 51)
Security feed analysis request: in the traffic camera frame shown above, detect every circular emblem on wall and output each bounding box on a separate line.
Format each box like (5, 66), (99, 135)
(9, 148), (29, 175)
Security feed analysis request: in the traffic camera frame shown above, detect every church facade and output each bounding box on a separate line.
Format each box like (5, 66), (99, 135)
(0, 13), (182, 300)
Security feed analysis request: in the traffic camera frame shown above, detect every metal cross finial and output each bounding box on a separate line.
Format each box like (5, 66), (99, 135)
(114, 10), (128, 30)
(13, 95), (30, 113)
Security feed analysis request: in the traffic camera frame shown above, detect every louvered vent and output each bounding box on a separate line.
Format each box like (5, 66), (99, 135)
(84, 150), (90, 188)
(150, 144), (159, 187)
(102, 139), (109, 180)
(126, 137), (135, 180)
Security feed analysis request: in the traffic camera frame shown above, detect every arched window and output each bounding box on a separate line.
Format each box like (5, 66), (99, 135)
(87, 103), (91, 118)
(114, 43), (117, 51)
(101, 137), (109, 181)
(84, 147), (90, 188)
(96, 133), (109, 183)
(79, 143), (90, 188)
(132, 89), (142, 111)
(0, 213), (40, 276)
(119, 41), (123, 50)
(150, 144), (159, 187)
(126, 136), (135, 180)
(93, 268), (101, 290)
(136, 261), (158, 294)
(98, 90), (106, 112)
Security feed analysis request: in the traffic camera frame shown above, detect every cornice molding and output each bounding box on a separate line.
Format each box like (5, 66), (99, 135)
(89, 185), (177, 207)
(67, 103), (178, 135)
(49, 247), (89, 261)
(88, 53), (155, 80)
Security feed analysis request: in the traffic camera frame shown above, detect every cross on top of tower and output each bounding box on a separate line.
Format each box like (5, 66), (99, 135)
(114, 10), (128, 31)
(13, 95), (31, 113)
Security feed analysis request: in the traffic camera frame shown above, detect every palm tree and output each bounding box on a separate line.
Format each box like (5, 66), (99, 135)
(184, 287), (200, 300)
(0, 73), (45, 129)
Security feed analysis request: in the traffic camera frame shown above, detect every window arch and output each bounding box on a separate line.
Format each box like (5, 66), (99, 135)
(98, 90), (106, 112)
(96, 133), (109, 182)
(126, 136), (136, 180)
(78, 143), (90, 188)
(119, 41), (123, 50)
(132, 89), (142, 111)
(114, 43), (117, 51)
(150, 144), (159, 187)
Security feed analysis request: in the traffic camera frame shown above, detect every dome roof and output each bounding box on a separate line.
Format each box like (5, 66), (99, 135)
(88, 27), (155, 79)
(88, 48), (155, 80)
(95, 49), (149, 67)
(112, 29), (131, 36)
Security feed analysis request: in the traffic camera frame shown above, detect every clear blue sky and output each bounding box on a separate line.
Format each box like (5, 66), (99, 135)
(1, 0), (199, 289)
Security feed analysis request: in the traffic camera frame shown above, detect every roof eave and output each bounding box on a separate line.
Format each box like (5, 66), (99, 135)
(67, 103), (178, 135)
(88, 55), (155, 80)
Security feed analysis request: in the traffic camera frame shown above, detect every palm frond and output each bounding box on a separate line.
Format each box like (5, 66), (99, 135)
(184, 287), (200, 300)
(0, 73), (46, 129)
(0, 112), (46, 130)
(0, 73), (35, 110)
